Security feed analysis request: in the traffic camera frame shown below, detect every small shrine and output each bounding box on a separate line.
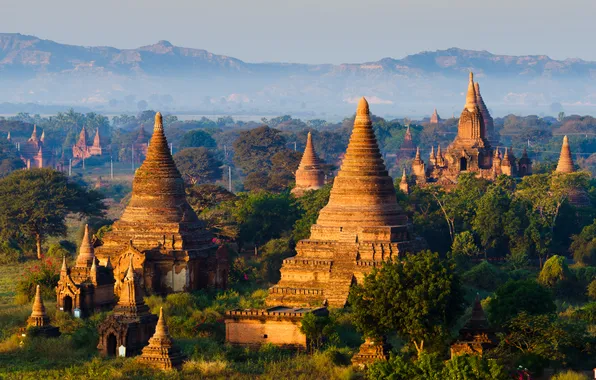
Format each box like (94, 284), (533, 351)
(138, 307), (185, 370)
(450, 295), (498, 357)
(22, 285), (60, 338)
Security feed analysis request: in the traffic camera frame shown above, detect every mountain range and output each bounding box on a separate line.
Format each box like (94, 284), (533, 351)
(1, 33), (595, 118)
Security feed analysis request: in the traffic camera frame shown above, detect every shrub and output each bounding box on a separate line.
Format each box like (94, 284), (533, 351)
(538, 255), (572, 288)
(46, 242), (71, 259)
(552, 370), (590, 380)
(15, 256), (61, 302)
(572, 302), (596, 324)
(588, 280), (596, 300)
(462, 261), (507, 291)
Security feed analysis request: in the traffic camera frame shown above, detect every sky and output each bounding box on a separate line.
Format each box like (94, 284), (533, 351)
(2, 0), (595, 64)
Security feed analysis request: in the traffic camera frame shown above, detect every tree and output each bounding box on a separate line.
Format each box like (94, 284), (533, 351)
(538, 255), (571, 288)
(487, 280), (556, 326)
(185, 184), (236, 215)
(232, 126), (287, 174)
(499, 312), (588, 363)
(0, 169), (105, 258)
(233, 191), (300, 248)
(451, 231), (480, 259)
(178, 130), (217, 149)
(299, 312), (335, 353)
(173, 147), (223, 185)
(349, 251), (463, 354)
(292, 184), (332, 241)
(570, 219), (596, 266)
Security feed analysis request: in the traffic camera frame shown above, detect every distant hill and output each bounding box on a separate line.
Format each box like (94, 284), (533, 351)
(0, 33), (595, 117)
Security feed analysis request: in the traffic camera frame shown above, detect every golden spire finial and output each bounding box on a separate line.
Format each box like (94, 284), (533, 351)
(465, 72), (477, 111)
(356, 97), (369, 116)
(154, 112), (163, 133)
(31, 285), (46, 318)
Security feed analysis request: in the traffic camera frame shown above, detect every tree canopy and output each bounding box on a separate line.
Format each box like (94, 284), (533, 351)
(173, 147), (223, 185)
(0, 169), (105, 258)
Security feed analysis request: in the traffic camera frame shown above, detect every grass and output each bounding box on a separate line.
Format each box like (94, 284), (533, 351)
(0, 261), (359, 379)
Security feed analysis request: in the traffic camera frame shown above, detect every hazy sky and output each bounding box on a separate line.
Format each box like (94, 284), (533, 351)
(3, 0), (595, 64)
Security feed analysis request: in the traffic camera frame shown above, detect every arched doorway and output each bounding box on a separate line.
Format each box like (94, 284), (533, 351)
(107, 333), (117, 357)
(63, 296), (73, 314)
(460, 157), (468, 171)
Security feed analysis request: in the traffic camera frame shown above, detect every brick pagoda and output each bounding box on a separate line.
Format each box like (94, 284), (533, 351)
(292, 131), (325, 196)
(226, 98), (421, 353)
(450, 295), (498, 357)
(72, 126), (103, 159)
(94, 112), (227, 296)
(138, 307), (185, 370)
(23, 285), (60, 338)
(55, 225), (115, 317)
(97, 257), (158, 357)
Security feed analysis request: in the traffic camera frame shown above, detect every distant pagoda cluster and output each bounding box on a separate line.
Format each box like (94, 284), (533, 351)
(7, 125), (57, 169)
(72, 126), (103, 160)
(410, 73), (531, 186)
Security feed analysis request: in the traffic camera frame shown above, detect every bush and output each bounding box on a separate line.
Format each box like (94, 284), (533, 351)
(552, 370), (590, 380)
(572, 302), (596, 324)
(15, 256), (61, 302)
(588, 280), (596, 300)
(487, 280), (556, 326)
(539, 255), (572, 288)
(462, 261), (508, 291)
(46, 242), (72, 259)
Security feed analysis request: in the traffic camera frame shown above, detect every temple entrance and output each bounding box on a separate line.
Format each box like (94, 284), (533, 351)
(460, 157), (468, 171)
(107, 334), (117, 357)
(63, 296), (73, 314)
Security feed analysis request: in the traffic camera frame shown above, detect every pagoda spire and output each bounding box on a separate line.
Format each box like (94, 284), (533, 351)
(465, 72), (477, 112)
(29, 125), (38, 141)
(7, 131), (11, 141)
(93, 128), (101, 147)
(415, 147), (421, 161)
(28, 285), (50, 326)
(60, 255), (68, 276)
(313, 97), (407, 230)
(114, 255), (149, 316)
(429, 146), (436, 160)
(76, 224), (95, 267)
(138, 307), (185, 369)
(40, 129), (45, 143)
(556, 135), (575, 173)
(298, 131), (322, 170)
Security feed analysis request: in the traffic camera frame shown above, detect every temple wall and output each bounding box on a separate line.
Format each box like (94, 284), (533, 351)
(225, 318), (307, 348)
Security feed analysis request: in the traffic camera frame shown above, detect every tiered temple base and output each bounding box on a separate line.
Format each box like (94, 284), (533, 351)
(351, 337), (391, 369)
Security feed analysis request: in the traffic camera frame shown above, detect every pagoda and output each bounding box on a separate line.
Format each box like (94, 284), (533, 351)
(413, 73), (530, 186)
(97, 257), (158, 357)
(450, 295), (498, 357)
(225, 98), (421, 351)
(95, 113), (227, 296)
(554, 136), (591, 207)
(19, 125), (55, 168)
(138, 307), (185, 370)
(429, 109), (441, 125)
(396, 125), (415, 161)
(133, 125), (150, 164)
(72, 126), (103, 159)
(268, 97), (420, 308)
(292, 131), (325, 197)
(55, 225), (115, 317)
(23, 285), (60, 338)
(556, 135), (575, 174)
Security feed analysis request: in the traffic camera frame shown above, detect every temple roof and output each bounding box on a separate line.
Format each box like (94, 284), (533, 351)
(93, 128), (101, 147)
(314, 97), (408, 229)
(556, 135), (575, 173)
(114, 256), (147, 314)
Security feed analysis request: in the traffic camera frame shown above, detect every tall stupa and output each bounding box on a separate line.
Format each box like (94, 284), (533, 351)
(267, 98), (421, 308)
(95, 112), (227, 296)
